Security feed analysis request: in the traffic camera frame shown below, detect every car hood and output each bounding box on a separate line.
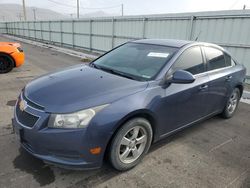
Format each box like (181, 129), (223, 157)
(24, 65), (148, 113)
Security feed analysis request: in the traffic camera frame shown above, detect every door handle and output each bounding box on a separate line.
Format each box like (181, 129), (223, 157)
(225, 75), (232, 81)
(199, 84), (208, 90)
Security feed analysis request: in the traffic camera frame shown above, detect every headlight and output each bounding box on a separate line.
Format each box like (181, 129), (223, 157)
(48, 104), (108, 128)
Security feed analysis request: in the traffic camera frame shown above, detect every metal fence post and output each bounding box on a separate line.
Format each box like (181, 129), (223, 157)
(89, 19), (92, 51)
(40, 21), (43, 41)
(22, 22), (25, 36)
(189, 16), (195, 40)
(72, 20), (75, 48)
(142, 17), (147, 39)
(15, 22), (17, 35)
(13, 22), (15, 35)
(28, 21), (31, 39)
(49, 21), (52, 43)
(5, 23), (7, 34)
(11, 22), (13, 35)
(34, 21), (36, 40)
(111, 17), (115, 48)
(12, 22), (15, 35)
(60, 21), (63, 46)
(17, 22), (20, 36)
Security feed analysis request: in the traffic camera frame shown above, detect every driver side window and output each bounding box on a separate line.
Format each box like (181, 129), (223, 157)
(170, 46), (205, 75)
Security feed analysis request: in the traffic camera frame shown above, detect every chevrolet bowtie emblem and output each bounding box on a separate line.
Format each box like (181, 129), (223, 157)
(19, 100), (27, 112)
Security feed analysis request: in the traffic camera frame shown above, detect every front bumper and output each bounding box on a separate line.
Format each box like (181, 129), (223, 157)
(12, 96), (107, 170)
(12, 118), (102, 169)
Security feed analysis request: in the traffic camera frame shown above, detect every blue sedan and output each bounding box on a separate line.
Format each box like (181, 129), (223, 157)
(13, 39), (246, 171)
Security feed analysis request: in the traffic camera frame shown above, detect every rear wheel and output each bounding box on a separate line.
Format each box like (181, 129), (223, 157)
(0, 53), (15, 73)
(221, 88), (240, 119)
(109, 118), (153, 171)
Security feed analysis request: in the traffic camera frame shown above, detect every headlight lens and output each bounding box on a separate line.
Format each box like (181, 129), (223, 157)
(48, 104), (108, 128)
(17, 47), (24, 52)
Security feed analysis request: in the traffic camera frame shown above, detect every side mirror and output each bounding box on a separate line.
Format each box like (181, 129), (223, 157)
(169, 70), (195, 84)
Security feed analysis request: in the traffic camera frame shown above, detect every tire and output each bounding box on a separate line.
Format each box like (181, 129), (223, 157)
(0, 53), (15, 73)
(109, 118), (153, 171)
(221, 88), (240, 119)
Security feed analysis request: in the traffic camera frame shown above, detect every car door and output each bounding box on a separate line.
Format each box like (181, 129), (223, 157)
(156, 46), (211, 136)
(202, 46), (233, 114)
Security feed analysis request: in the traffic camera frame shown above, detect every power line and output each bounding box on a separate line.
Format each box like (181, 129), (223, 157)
(47, 0), (75, 8)
(229, 0), (242, 9)
(46, 0), (121, 10)
(80, 5), (122, 10)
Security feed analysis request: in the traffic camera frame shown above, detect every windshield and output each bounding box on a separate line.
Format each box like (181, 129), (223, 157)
(91, 42), (178, 81)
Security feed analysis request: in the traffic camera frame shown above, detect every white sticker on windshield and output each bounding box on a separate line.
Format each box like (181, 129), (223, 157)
(147, 52), (169, 58)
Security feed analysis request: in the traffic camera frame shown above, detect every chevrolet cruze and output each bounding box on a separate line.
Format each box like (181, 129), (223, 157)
(13, 39), (246, 171)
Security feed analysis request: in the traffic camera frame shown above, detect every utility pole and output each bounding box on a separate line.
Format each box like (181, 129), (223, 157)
(32, 8), (37, 21)
(77, 0), (80, 19)
(22, 0), (27, 21)
(121, 4), (124, 16)
(243, 4), (246, 10)
(17, 13), (22, 21)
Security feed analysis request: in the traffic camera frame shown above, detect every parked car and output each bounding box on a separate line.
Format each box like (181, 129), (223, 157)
(13, 39), (246, 171)
(0, 42), (25, 73)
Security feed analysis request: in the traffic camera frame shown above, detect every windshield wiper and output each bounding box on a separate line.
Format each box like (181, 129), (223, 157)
(91, 64), (137, 80)
(108, 69), (137, 80)
(89, 62), (100, 69)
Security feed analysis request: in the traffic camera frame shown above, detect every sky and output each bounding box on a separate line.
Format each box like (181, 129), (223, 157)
(0, 0), (250, 16)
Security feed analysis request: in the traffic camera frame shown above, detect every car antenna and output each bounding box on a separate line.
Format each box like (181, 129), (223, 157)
(195, 30), (202, 41)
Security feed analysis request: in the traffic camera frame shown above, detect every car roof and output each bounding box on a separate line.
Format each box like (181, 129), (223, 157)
(132, 39), (193, 48)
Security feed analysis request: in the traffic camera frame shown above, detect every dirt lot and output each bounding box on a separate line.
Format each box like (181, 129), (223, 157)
(0, 35), (250, 188)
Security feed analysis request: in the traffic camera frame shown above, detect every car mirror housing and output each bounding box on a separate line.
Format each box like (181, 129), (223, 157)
(168, 70), (195, 84)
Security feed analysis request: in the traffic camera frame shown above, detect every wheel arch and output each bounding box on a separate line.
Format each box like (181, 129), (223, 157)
(235, 84), (243, 97)
(103, 109), (158, 160)
(0, 52), (16, 67)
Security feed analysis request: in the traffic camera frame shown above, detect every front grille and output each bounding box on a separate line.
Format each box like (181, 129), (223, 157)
(16, 104), (39, 128)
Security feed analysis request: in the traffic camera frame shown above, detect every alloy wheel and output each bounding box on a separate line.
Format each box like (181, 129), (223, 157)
(118, 126), (147, 164)
(227, 90), (239, 114)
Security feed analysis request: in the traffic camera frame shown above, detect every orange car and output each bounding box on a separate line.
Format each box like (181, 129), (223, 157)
(0, 42), (25, 73)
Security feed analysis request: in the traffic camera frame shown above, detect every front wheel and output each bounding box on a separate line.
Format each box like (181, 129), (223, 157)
(221, 88), (240, 119)
(109, 118), (153, 171)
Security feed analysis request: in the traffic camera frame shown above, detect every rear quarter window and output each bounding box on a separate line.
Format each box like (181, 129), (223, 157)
(204, 47), (226, 71)
(225, 53), (236, 67)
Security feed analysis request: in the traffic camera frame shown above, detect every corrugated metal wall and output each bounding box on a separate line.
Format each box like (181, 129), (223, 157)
(1, 10), (250, 79)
